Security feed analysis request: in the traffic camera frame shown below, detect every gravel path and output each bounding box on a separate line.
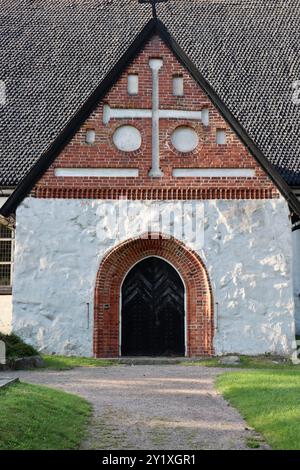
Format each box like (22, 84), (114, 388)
(3, 365), (267, 450)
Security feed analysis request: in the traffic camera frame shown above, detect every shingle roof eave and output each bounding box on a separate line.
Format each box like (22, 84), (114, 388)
(1, 0), (300, 187)
(2, 15), (300, 218)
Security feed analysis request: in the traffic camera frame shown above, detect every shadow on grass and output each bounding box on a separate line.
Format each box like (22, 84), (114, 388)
(0, 382), (91, 450)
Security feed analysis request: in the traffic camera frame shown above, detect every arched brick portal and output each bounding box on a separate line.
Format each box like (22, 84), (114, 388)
(94, 234), (214, 357)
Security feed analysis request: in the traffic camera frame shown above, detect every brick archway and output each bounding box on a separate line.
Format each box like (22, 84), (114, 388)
(94, 234), (214, 357)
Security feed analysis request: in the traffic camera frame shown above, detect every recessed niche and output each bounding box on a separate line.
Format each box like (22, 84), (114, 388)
(216, 129), (227, 145)
(113, 125), (142, 152)
(171, 126), (199, 153)
(201, 108), (209, 126)
(85, 129), (96, 144)
(173, 76), (184, 96)
(128, 74), (138, 95)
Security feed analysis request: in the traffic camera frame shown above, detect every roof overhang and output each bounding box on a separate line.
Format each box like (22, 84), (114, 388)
(2, 18), (300, 218)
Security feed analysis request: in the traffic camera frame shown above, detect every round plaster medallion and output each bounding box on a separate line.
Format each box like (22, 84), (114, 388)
(113, 125), (142, 152)
(171, 126), (199, 153)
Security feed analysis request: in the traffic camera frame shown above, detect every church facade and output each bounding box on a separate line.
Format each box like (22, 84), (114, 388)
(3, 32), (297, 357)
(1, 2), (300, 358)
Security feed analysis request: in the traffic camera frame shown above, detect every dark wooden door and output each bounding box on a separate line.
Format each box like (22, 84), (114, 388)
(121, 257), (185, 356)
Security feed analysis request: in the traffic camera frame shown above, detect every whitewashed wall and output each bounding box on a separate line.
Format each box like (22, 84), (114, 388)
(0, 296), (12, 334)
(292, 229), (300, 334)
(12, 197), (295, 357)
(0, 196), (12, 334)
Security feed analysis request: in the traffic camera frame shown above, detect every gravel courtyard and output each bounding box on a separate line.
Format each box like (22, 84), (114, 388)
(4, 365), (266, 450)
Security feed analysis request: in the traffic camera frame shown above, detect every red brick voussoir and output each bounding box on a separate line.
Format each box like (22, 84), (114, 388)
(94, 234), (214, 358)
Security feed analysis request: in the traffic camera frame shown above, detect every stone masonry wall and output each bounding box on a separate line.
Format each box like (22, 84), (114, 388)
(12, 197), (295, 357)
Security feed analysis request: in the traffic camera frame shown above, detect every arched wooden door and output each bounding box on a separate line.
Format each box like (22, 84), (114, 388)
(121, 257), (185, 356)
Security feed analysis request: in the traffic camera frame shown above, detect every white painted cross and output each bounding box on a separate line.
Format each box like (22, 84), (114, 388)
(103, 59), (206, 177)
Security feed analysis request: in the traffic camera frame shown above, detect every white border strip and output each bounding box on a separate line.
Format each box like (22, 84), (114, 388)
(103, 104), (203, 124)
(173, 168), (255, 178)
(159, 110), (202, 120)
(55, 168), (139, 177)
(103, 104), (151, 124)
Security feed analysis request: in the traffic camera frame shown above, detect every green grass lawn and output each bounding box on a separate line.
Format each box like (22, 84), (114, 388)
(217, 369), (300, 450)
(182, 355), (300, 370)
(42, 355), (116, 370)
(43, 353), (300, 371)
(0, 382), (91, 450)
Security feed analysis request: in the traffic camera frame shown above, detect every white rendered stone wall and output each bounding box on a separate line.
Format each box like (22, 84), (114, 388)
(0, 296), (12, 334)
(0, 196), (12, 334)
(292, 228), (300, 334)
(12, 197), (295, 357)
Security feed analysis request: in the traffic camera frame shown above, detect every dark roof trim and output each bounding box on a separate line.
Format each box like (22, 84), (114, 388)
(2, 17), (300, 217)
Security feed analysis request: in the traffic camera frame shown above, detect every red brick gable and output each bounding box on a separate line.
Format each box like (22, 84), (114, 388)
(33, 35), (278, 200)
